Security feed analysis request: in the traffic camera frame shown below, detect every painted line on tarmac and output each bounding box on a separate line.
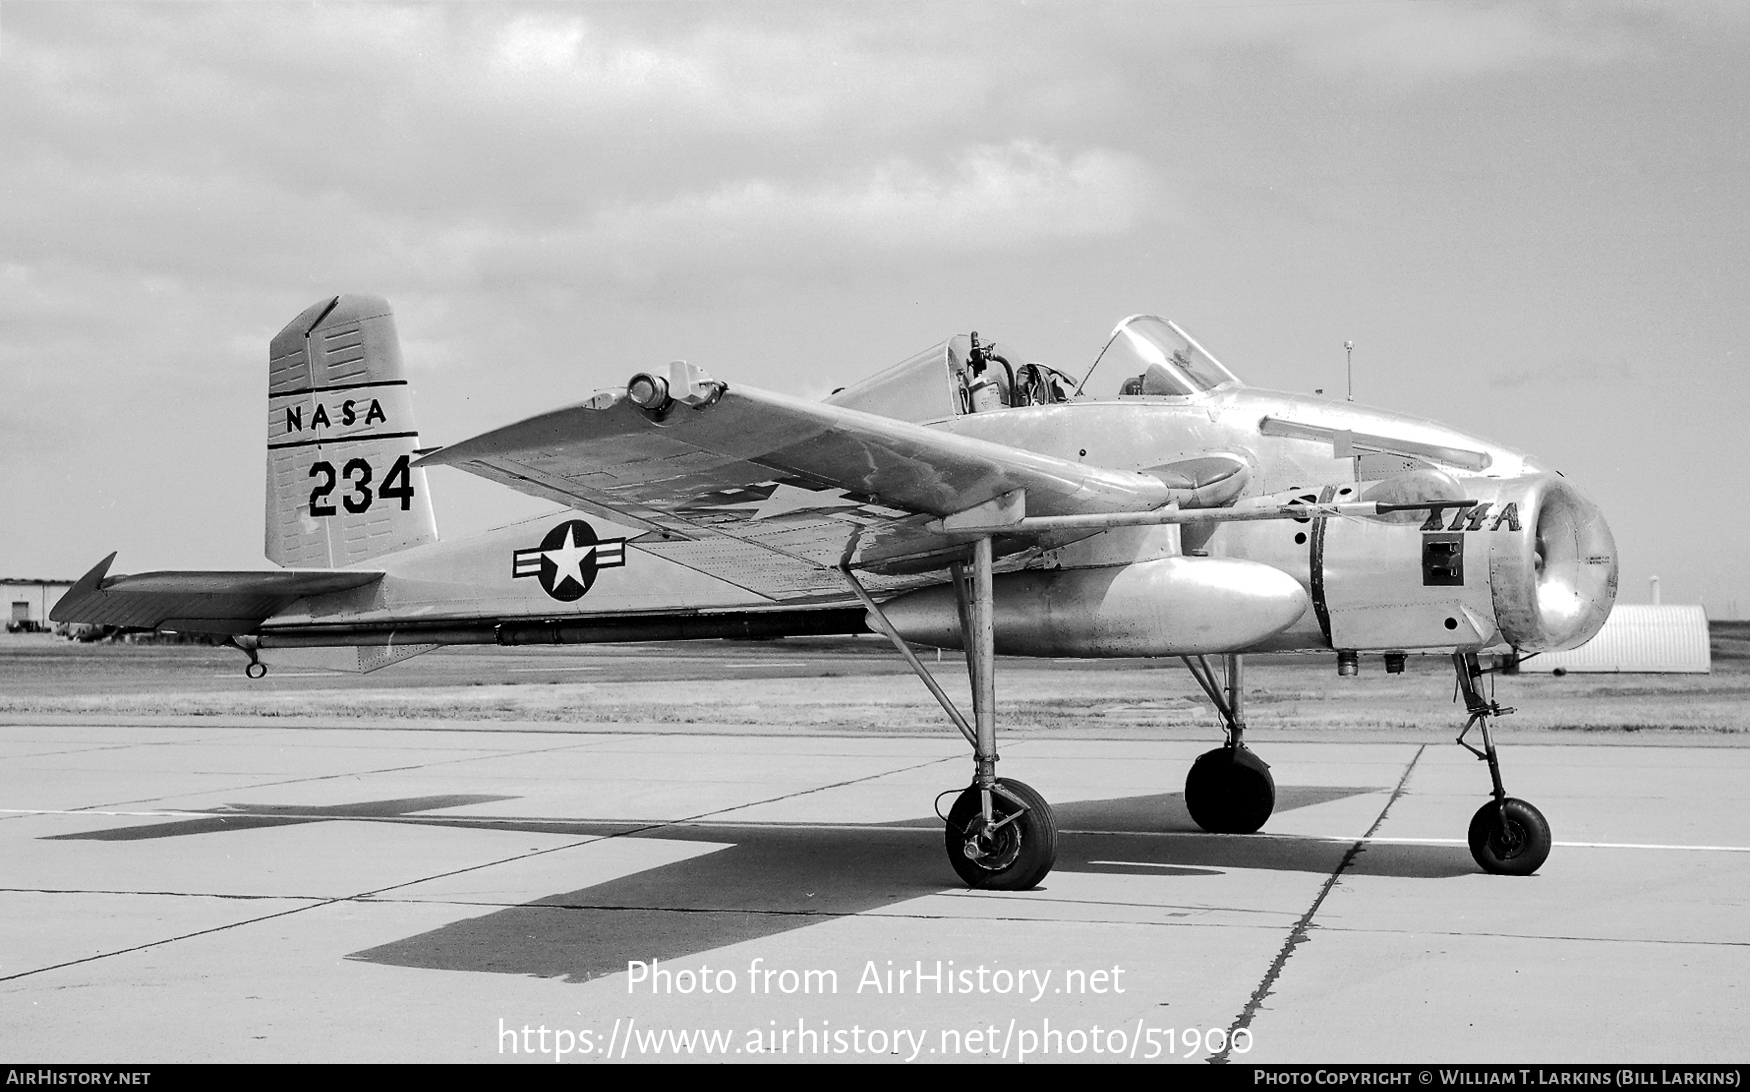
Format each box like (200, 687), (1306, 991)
(2, 808), (217, 818)
(0, 810), (946, 834)
(0, 885), (1255, 931)
(1067, 829), (1750, 853)
(1550, 839), (1750, 851)
(10, 808), (1749, 855)
(0, 887), (1257, 933)
(1302, 835), (1750, 853)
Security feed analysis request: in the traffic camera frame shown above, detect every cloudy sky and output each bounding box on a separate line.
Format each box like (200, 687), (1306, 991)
(3, 2), (1747, 615)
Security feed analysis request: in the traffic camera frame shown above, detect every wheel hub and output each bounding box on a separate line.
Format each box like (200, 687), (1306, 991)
(1490, 817), (1527, 856)
(960, 821), (1021, 871)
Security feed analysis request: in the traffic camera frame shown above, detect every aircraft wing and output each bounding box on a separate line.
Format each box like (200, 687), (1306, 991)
(417, 374), (1208, 590)
(50, 553), (383, 635)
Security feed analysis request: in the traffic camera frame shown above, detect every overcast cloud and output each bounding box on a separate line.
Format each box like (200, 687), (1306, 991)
(3, 2), (1747, 614)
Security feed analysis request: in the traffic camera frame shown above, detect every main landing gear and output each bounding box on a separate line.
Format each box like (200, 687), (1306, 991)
(1454, 652), (1551, 875)
(1181, 653), (1275, 834)
(843, 537), (1058, 891)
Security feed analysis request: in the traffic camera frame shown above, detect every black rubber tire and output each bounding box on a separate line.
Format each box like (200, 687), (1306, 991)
(944, 778), (1058, 890)
(1185, 745), (1275, 834)
(1468, 798), (1551, 876)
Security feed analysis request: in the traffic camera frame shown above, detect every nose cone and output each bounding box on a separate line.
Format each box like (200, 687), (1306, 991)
(1492, 477), (1618, 653)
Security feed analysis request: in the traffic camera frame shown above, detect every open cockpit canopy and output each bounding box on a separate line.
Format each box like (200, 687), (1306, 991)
(825, 333), (1079, 423)
(824, 314), (1239, 423)
(1079, 315), (1241, 399)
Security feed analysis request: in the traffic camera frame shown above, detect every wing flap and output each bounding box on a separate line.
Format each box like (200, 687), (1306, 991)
(51, 553), (382, 634)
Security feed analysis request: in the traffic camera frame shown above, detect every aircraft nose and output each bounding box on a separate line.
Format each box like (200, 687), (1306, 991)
(1491, 475), (1618, 653)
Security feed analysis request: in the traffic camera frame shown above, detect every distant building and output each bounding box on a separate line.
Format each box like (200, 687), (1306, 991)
(1517, 604), (1710, 674)
(3, 578), (76, 633)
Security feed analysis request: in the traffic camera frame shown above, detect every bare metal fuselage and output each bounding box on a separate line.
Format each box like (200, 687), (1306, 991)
(260, 383), (1616, 665)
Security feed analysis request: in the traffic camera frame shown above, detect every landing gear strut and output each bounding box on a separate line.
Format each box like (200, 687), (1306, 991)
(226, 635), (268, 679)
(842, 536), (1057, 890)
(1182, 653), (1275, 834)
(1454, 652), (1550, 875)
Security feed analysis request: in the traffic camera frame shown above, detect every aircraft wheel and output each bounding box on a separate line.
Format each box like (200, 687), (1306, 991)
(944, 779), (1057, 890)
(1185, 746), (1275, 834)
(1467, 798), (1551, 876)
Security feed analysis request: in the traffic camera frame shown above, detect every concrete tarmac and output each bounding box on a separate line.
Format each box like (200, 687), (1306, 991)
(2, 718), (1746, 1063)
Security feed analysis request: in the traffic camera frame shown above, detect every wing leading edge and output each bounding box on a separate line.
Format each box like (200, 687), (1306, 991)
(417, 374), (1214, 580)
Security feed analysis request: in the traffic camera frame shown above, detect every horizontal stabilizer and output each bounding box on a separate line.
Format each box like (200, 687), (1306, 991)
(50, 553), (381, 635)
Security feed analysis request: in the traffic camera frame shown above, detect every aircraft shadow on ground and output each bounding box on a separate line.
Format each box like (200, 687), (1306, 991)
(44, 795), (524, 841)
(52, 786), (1479, 983)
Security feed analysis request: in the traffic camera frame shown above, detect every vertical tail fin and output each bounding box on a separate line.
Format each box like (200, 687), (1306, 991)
(266, 295), (438, 568)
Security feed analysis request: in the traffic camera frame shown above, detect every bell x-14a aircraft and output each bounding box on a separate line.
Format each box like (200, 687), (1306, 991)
(54, 294), (1617, 888)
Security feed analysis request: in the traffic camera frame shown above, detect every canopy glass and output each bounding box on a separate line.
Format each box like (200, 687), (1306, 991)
(1080, 315), (1240, 398)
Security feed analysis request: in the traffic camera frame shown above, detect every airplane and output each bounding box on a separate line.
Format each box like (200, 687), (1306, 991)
(52, 294), (1618, 888)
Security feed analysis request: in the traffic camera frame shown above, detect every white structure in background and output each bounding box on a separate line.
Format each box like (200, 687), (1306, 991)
(4, 578), (75, 632)
(1518, 600), (1711, 675)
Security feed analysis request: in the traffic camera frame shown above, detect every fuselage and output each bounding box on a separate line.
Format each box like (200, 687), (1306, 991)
(267, 382), (1615, 661)
(259, 308), (1617, 663)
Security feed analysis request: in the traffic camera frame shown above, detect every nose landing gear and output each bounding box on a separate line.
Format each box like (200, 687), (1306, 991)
(1455, 652), (1551, 875)
(1467, 797), (1550, 875)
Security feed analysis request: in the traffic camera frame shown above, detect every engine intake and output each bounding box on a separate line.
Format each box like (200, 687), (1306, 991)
(1485, 475), (1617, 653)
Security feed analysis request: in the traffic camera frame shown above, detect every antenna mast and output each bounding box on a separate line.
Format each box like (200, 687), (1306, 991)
(1345, 340), (1354, 402)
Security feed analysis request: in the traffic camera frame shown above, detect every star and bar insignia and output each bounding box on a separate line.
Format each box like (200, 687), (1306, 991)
(512, 519), (626, 602)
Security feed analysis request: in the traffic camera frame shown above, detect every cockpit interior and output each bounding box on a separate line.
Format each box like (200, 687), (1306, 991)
(954, 331), (1079, 413)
